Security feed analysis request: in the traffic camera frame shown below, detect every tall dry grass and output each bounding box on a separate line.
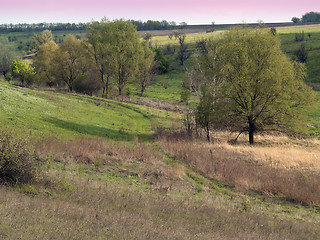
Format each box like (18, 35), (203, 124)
(156, 131), (320, 206)
(1, 175), (319, 240)
(36, 136), (185, 183)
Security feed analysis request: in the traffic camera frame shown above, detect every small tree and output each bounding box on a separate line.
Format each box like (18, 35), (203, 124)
(137, 42), (155, 96)
(12, 58), (35, 86)
(143, 32), (152, 41)
(294, 43), (308, 63)
(196, 83), (215, 142)
(51, 35), (89, 91)
(291, 17), (301, 23)
(177, 33), (190, 65)
(86, 20), (115, 97)
(32, 30), (54, 51)
(33, 40), (59, 87)
(0, 40), (15, 77)
(107, 20), (143, 96)
(270, 27), (277, 36)
(153, 48), (169, 74)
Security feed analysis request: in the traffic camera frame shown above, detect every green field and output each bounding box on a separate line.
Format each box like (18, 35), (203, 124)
(0, 81), (178, 141)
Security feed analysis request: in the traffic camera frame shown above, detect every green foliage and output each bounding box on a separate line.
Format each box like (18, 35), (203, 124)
(32, 30), (53, 51)
(33, 40), (59, 87)
(143, 32), (152, 41)
(176, 33), (190, 65)
(72, 72), (103, 95)
(12, 58), (35, 86)
(291, 17), (301, 23)
(270, 27), (277, 36)
(197, 27), (314, 144)
(302, 12), (320, 23)
(137, 41), (155, 96)
(196, 83), (215, 142)
(4, 72), (12, 82)
(86, 19), (145, 96)
(180, 88), (191, 104)
(51, 35), (90, 91)
(0, 40), (15, 76)
(0, 131), (43, 184)
(294, 43), (308, 63)
(153, 48), (169, 74)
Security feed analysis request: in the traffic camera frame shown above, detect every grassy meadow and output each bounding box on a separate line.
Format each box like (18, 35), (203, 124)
(1, 78), (320, 239)
(1, 23), (320, 239)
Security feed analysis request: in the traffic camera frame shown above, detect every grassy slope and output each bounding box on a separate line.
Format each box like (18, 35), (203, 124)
(0, 81), (177, 141)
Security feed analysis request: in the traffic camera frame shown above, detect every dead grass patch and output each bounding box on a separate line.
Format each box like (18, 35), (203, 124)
(156, 131), (320, 206)
(1, 175), (319, 240)
(36, 136), (185, 182)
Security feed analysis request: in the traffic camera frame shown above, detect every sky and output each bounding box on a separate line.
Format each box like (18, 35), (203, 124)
(0, 0), (319, 25)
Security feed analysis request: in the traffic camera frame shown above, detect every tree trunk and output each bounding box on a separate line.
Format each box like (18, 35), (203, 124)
(118, 85), (122, 97)
(248, 116), (255, 145)
(206, 123), (210, 142)
(101, 71), (105, 97)
(141, 82), (146, 97)
(105, 75), (110, 97)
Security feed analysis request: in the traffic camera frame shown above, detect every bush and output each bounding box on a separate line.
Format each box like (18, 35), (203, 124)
(0, 132), (43, 184)
(72, 71), (103, 96)
(4, 73), (12, 82)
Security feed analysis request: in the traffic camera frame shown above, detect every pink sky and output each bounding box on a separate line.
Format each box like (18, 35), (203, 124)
(1, 0), (319, 24)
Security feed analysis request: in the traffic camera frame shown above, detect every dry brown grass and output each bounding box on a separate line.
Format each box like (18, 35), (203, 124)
(1, 175), (319, 240)
(37, 136), (185, 182)
(1, 133), (320, 239)
(156, 131), (320, 206)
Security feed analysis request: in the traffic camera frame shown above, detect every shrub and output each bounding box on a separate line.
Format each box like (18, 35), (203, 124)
(180, 89), (191, 104)
(0, 132), (43, 184)
(4, 72), (12, 82)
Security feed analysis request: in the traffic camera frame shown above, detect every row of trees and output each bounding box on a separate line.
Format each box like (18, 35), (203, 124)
(0, 23), (87, 33)
(0, 20), (187, 33)
(291, 12), (320, 23)
(194, 27), (313, 144)
(1, 20), (156, 97)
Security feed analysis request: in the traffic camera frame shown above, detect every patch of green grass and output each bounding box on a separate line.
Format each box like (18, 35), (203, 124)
(0, 81), (178, 141)
(186, 172), (205, 193)
(276, 24), (320, 34)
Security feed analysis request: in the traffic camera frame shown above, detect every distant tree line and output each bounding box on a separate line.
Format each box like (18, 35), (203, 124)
(0, 20), (187, 33)
(129, 20), (183, 31)
(292, 12), (320, 23)
(0, 23), (87, 33)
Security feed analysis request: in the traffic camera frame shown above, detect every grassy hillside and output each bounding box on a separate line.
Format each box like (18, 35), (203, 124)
(1, 79), (320, 239)
(0, 81), (178, 141)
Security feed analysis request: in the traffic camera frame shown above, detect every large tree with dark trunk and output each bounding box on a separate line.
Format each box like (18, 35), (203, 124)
(197, 27), (313, 144)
